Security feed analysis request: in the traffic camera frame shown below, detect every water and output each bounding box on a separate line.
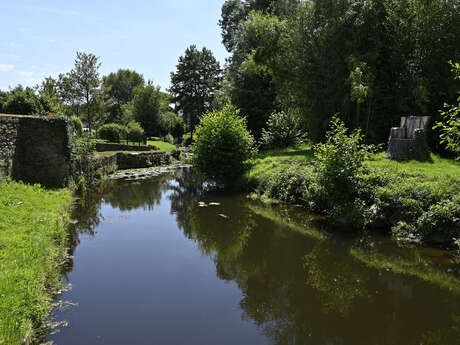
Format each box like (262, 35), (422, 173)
(48, 168), (460, 345)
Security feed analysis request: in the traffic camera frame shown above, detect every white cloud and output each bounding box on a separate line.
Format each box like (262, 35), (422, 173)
(0, 64), (14, 72)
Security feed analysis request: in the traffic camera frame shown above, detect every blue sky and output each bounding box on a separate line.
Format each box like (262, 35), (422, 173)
(0, 0), (228, 91)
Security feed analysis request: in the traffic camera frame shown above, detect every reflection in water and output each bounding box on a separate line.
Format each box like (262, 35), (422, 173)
(54, 168), (460, 345)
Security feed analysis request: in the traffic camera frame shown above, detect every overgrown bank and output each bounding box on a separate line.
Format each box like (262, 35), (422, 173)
(0, 179), (72, 345)
(245, 147), (460, 249)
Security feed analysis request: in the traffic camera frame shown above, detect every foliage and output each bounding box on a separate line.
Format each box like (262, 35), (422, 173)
(126, 121), (144, 144)
(433, 62), (460, 159)
(163, 133), (175, 145)
(311, 116), (374, 223)
(69, 115), (83, 136)
(170, 45), (221, 137)
(236, 0), (460, 143)
(192, 103), (255, 186)
(131, 84), (162, 137)
(98, 123), (126, 143)
(260, 110), (305, 149)
(0, 179), (71, 345)
(160, 111), (184, 139)
(248, 143), (460, 245)
(70, 52), (102, 133)
(0, 85), (51, 115)
(102, 69), (145, 123)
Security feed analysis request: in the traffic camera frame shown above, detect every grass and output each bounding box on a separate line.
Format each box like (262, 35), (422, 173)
(95, 138), (176, 152)
(247, 144), (313, 182)
(146, 139), (176, 152)
(0, 179), (72, 345)
(248, 145), (460, 184)
(366, 152), (460, 180)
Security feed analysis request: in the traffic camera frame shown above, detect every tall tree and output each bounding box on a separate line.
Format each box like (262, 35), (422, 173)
(70, 52), (101, 134)
(57, 72), (83, 117)
(169, 45), (221, 137)
(102, 69), (145, 123)
(2, 85), (50, 115)
(131, 83), (162, 137)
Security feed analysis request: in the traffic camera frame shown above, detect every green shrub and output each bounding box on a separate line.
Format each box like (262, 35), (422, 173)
(192, 103), (255, 186)
(69, 115), (83, 136)
(126, 121), (144, 144)
(416, 195), (460, 245)
(98, 123), (126, 143)
(312, 116), (373, 224)
(160, 112), (184, 139)
(163, 133), (174, 144)
(260, 110), (305, 149)
(261, 164), (313, 204)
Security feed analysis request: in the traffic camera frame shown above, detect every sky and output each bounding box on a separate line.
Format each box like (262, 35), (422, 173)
(0, 0), (229, 91)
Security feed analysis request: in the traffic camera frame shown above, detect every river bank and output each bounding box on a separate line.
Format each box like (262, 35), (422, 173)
(245, 146), (460, 250)
(0, 179), (72, 345)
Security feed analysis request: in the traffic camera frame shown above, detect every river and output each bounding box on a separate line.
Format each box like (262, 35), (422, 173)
(47, 167), (460, 345)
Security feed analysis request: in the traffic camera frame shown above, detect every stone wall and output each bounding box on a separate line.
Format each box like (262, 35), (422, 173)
(0, 114), (72, 187)
(95, 142), (158, 152)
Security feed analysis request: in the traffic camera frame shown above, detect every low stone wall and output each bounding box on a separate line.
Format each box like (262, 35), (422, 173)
(95, 142), (158, 152)
(0, 114), (72, 187)
(115, 151), (172, 170)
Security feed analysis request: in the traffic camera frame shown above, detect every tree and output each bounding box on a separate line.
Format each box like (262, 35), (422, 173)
(192, 102), (254, 186)
(131, 83), (162, 137)
(434, 62), (460, 159)
(170, 45), (221, 138)
(57, 72), (83, 117)
(70, 52), (101, 135)
(102, 69), (144, 123)
(2, 85), (50, 115)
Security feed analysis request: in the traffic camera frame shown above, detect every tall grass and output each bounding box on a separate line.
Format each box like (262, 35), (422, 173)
(0, 179), (71, 345)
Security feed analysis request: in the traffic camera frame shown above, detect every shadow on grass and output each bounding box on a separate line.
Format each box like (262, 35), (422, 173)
(259, 148), (314, 159)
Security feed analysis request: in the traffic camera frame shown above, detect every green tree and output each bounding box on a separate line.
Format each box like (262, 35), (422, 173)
(102, 69), (144, 123)
(57, 72), (83, 117)
(70, 52), (101, 135)
(2, 85), (50, 115)
(434, 62), (460, 159)
(169, 45), (221, 138)
(131, 83), (162, 137)
(192, 102), (254, 186)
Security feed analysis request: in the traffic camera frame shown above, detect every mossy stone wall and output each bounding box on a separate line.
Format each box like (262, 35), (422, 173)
(0, 114), (72, 187)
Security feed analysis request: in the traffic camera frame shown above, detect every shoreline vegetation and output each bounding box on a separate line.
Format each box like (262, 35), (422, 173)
(0, 179), (71, 345)
(244, 144), (460, 250)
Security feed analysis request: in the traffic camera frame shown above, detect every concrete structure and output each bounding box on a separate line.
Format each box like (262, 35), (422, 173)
(387, 116), (431, 161)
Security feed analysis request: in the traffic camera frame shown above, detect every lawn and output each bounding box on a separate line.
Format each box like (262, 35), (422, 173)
(0, 180), (72, 345)
(147, 138), (176, 152)
(95, 138), (176, 152)
(249, 145), (460, 182)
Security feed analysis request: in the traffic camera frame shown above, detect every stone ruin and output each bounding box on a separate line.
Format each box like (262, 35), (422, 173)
(387, 116), (431, 161)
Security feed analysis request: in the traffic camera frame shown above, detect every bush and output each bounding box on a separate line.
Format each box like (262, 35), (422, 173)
(126, 121), (144, 144)
(312, 116), (374, 224)
(261, 164), (313, 204)
(193, 103), (255, 186)
(260, 110), (305, 149)
(98, 123), (126, 143)
(163, 133), (174, 144)
(160, 112), (184, 139)
(69, 115), (83, 136)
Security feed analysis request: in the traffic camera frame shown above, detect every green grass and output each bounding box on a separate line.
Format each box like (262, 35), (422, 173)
(95, 138), (176, 152)
(366, 152), (460, 180)
(247, 144), (313, 182)
(0, 180), (72, 345)
(249, 146), (460, 182)
(146, 140), (176, 152)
